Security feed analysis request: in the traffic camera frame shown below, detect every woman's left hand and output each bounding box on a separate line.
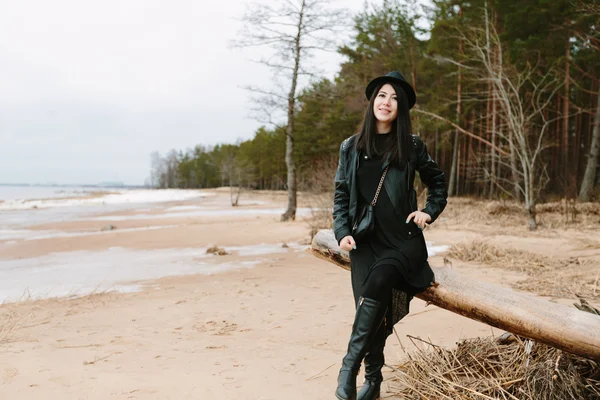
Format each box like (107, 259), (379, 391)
(406, 211), (431, 230)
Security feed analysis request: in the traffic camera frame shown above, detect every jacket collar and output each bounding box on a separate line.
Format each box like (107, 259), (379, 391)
(382, 153), (391, 171)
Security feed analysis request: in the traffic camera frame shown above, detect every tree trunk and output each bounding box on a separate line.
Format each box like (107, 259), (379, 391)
(544, 108), (562, 192)
(579, 91), (600, 201)
(465, 110), (474, 194)
(563, 34), (572, 197)
(526, 201), (537, 230)
(509, 129), (520, 200)
(280, 0), (305, 222)
(434, 128), (440, 165)
(310, 229), (600, 361)
(230, 185), (239, 206)
(409, 35), (419, 134)
(490, 81), (497, 198)
(489, 12), (500, 199)
(456, 140), (461, 195)
(478, 113), (484, 197)
(575, 109), (581, 186)
(484, 81), (492, 198)
(448, 6), (463, 197)
(449, 131), (460, 197)
(230, 169), (242, 206)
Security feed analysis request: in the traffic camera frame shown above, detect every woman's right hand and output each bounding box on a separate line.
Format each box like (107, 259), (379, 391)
(339, 235), (356, 251)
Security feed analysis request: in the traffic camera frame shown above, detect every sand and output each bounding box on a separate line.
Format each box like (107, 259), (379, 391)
(1, 189), (598, 399)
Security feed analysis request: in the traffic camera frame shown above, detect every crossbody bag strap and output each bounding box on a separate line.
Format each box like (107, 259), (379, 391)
(370, 166), (389, 207)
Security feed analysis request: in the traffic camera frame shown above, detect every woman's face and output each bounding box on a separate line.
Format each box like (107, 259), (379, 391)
(373, 83), (398, 124)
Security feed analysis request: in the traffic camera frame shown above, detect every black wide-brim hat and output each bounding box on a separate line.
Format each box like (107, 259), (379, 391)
(365, 70), (416, 109)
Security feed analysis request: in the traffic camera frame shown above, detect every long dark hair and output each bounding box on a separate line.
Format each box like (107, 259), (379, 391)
(355, 81), (413, 166)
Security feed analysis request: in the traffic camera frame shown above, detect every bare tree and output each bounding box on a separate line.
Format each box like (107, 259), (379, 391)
(165, 150), (180, 188)
(219, 146), (246, 206)
(149, 151), (164, 189)
(575, 1), (600, 201)
(233, 0), (348, 221)
(448, 3), (463, 197)
(463, 7), (568, 229)
(149, 151), (178, 189)
(302, 156), (338, 239)
(579, 91), (600, 201)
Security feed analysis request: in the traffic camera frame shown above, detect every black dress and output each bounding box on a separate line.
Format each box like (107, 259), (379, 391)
(353, 132), (433, 299)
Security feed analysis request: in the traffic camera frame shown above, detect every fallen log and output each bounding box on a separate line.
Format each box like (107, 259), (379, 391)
(310, 229), (600, 361)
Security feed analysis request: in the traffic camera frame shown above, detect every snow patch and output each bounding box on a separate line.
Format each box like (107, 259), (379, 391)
(0, 247), (261, 303)
(426, 242), (450, 257)
(0, 189), (214, 211)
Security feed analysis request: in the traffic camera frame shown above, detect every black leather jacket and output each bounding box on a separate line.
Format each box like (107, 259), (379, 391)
(332, 134), (448, 243)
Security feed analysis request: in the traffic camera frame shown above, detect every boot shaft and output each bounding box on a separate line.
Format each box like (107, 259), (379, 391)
(341, 297), (383, 369)
(363, 318), (387, 383)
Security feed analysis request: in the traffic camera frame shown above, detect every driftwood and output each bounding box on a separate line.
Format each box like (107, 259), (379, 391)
(310, 229), (600, 361)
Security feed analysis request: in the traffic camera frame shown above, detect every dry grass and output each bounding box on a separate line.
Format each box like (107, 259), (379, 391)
(305, 192), (334, 240)
(301, 157), (337, 240)
(449, 241), (600, 300)
(387, 334), (600, 400)
(0, 309), (28, 345)
(440, 197), (600, 230)
(0, 289), (118, 347)
(449, 240), (550, 271)
(303, 188), (600, 234)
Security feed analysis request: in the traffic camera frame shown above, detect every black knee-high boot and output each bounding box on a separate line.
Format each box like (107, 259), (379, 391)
(356, 319), (387, 400)
(335, 297), (383, 400)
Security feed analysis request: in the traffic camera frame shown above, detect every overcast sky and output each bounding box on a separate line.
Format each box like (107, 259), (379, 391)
(0, 0), (399, 185)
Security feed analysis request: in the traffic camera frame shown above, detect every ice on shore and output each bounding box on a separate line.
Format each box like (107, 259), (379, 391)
(0, 229), (42, 240)
(0, 246), (262, 303)
(0, 189), (215, 211)
(0, 240), (449, 303)
(0, 225), (179, 242)
(427, 243), (450, 257)
(227, 243), (297, 256)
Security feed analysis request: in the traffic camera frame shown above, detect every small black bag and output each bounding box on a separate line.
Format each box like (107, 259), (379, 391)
(352, 166), (389, 241)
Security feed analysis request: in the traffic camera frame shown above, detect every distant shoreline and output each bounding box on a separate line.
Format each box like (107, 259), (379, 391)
(0, 183), (146, 189)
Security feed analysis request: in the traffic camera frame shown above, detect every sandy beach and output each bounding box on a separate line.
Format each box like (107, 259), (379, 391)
(1, 189), (598, 399)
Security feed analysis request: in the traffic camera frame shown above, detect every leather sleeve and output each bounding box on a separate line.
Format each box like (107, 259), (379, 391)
(414, 136), (448, 223)
(332, 139), (351, 243)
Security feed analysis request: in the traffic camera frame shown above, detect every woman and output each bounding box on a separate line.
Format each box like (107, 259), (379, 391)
(332, 71), (448, 400)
